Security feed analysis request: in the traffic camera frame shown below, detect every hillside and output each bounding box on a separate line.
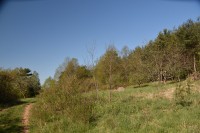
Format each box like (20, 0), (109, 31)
(30, 80), (200, 133)
(1, 17), (200, 133)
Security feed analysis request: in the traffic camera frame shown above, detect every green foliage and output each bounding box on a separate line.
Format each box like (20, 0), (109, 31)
(30, 18), (200, 132)
(0, 68), (41, 104)
(128, 47), (149, 86)
(92, 18), (200, 88)
(31, 58), (96, 132)
(54, 57), (71, 81)
(42, 76), (56, 89)
(12, 68), (41, 98)
(27, 71), (41, 97)
(76, 66), (92, 79)
(0, 70), (19, 104)
(95, 45), (120, 88)
(175, 81), (192, 106)
(31, 77), (200, 133)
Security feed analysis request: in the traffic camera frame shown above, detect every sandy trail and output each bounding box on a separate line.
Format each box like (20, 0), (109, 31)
(22, 104), (33, 133)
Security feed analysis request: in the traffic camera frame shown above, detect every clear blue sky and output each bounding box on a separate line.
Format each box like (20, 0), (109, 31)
(0, 0), (199, 84)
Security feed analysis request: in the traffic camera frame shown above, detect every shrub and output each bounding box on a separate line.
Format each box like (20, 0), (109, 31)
(175, 80), (192, 106)
(31, 75), (96, 132)
(0, 71), (19, 104)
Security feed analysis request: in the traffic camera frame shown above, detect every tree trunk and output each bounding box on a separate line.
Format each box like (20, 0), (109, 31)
(94, 77), (99, 100)
(109, 61), (112, 103)
(109, 89), (111, 103)
(109, 78), (112, 103)
(163, 71), (166, 84)
(178, 76), (180, 82)
(194, 54), (197, 73)
(160, 70), (163, 83)
(193, 54), (197, 80)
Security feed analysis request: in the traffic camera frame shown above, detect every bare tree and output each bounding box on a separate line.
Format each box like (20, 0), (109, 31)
(86, 43), (99, 100)
(104, 45), (119, 102)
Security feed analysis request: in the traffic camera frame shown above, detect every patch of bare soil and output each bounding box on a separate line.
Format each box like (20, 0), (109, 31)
(156, 88), (175, 100)
(22, 104), (33, 133)
(113, 87), (125, 92)
(132, 88), (175, 100)
(192, 84), (200, 93)
(131, 93), (154, 99)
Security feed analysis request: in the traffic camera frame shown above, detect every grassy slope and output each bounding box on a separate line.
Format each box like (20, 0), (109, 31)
(90, 84), (200, 132)
(31, 81), (200, 133)
(0, 98), (35, 133)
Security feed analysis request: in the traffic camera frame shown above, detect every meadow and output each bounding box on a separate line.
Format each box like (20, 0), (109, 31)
(30, 80), (200, 133)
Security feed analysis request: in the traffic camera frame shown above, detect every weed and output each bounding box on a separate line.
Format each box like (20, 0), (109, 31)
(175, 80), (192, 106)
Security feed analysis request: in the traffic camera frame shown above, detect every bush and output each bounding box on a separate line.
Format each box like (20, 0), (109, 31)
(175, 80), (192, 106)
(31, 76), (96, 132)
(0, 71), (19, 104)
(0, 68), (41, 104)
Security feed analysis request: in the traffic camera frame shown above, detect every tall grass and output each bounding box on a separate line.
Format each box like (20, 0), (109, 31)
(30, 81), (200, 133)
(30, 76), (96, 133)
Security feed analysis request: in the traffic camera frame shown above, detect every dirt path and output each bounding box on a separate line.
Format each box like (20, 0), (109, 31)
(22, 104), (33, 133)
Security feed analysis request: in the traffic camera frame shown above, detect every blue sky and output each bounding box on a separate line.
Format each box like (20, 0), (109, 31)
(0, 0), (199, 84)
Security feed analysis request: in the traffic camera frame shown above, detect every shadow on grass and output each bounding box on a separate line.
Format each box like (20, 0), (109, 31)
(0, 102), (25, 133)
(0, 101), (25, 108)
(133, 84), (149, 88)
(166, 80), (178, 85)
(0, 117), (23, 133)
(0, 98), (36, 133)
(0, 98), (35, 110)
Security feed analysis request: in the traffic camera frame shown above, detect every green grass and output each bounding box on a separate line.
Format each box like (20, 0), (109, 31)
(0, 98), (35, 133)
(30, 81), (200, 133)
(89, 95), (200, 133)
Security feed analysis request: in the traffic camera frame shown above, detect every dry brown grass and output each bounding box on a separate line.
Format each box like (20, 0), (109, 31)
(131, 88), (175, 100)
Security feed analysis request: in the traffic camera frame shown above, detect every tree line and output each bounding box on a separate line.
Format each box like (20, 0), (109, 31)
(0, 68), (41, 104)
(33, 18), (200, 127)
(44, 18), (200, 92)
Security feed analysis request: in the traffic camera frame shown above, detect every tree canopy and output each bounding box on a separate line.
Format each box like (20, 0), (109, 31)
(0, 68), (41, 104)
